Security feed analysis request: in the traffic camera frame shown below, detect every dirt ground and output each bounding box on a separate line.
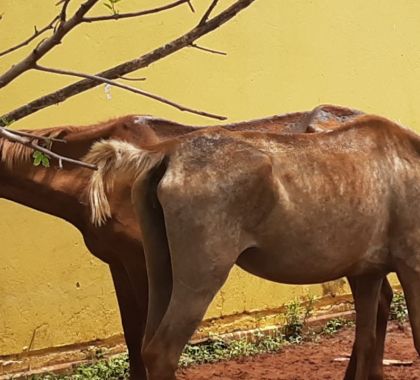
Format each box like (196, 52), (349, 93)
(178, 322), (420, 380)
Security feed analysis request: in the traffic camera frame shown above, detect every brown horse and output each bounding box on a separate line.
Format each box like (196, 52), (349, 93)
(86, 113), (415, 380)
(1, 105), (389, 380)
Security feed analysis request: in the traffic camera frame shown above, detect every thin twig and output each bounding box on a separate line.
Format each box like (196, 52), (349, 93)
(119, 75), (146, 82)
(0, 127), (96, 170)
(0, 0), (255, 125)
(0, 16), (60, 58)
(6, 129), (67, 143)
(83, 0), (190, 22)
(187, 1), (195, 12)
(190, 43), (226, 56)
(199, 0), (219, 26)
(59, 0), (71, 22)
(35, 64), (227, 120)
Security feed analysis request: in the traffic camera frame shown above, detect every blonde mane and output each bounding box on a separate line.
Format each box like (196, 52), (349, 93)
(85, 140), (164, 226)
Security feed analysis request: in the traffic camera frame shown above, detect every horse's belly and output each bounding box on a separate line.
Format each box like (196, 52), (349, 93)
(237, 211), (389, 284)
(236, 243), (388, 284)
(236, 247), (346, 284)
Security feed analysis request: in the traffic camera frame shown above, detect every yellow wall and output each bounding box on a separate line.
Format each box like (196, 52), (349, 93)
(0, 0), (418, 356)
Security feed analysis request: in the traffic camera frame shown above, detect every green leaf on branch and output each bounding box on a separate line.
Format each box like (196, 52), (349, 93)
(33, 151), (50, 168)
(103, 0), (123, 15)
(42, 156), (50, 167)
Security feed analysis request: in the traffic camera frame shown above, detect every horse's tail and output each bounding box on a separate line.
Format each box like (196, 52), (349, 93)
(84, 139), (164, 226)
(85, 138), (173, 351)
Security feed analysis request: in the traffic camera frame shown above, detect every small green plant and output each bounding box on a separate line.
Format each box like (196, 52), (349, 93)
(283, 294), (315, 343)
(103, 0), (123, 15)
(255, 333), (284, 352)
(283, 299), (304, 343)
(390, 291), (408, 326)
(322, 317), (353, 336)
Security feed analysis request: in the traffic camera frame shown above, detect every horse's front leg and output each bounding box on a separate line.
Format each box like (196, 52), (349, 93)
(344, 277), (393, 380)
(344, 275), (385, 380)
(396, 257), (420, 357)
(110, 261), (148, 380)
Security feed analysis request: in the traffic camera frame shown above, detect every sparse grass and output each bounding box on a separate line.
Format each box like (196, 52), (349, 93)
(179, 332), (285, 367)
(29, 333), (286, 380)
(28, 293), (361, 380)
(322, 317), (354, 336)
(26, 292), (410, 379)
(30, 354), (129, 380)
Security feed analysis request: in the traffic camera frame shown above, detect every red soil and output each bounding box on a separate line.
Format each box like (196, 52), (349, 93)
(178, 322), (420, 380)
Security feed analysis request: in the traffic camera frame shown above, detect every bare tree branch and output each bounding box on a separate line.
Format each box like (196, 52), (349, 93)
(119, 75), (146, 82)
(82, 0), (191, 22)
(0, 0), (99, 89)
(59, 0), (72, 22)
(190, 43), (227, 56)
(0, 127), (96, 170)
(0, 0), (255, 126)
(0, 16), (60, 58)
(199, 0), (219, 26)
(34, 64), (227, 120)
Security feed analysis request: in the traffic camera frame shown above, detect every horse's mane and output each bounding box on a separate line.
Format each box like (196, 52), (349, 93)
(0, 125), (79, 169)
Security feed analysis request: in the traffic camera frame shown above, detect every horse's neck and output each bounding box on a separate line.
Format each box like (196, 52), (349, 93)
(0, 168), (88, 229)
(0, 121), (122, 229)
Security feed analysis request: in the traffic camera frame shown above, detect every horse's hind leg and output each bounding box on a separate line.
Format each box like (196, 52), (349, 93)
(344, 277), (392, 380)
(141, 226), (240, 380)
(344, 275), (383, 380)
(396, 261), (420, 355)
(132, 167), (174, 357)
(369, 278), (393, 380)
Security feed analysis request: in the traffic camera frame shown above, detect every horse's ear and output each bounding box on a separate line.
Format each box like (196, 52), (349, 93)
(52, 129), (69, 140)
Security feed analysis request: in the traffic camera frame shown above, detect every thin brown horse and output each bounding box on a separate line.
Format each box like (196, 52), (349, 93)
(1, 105), (389, 380)
(86, 113), (416, 380)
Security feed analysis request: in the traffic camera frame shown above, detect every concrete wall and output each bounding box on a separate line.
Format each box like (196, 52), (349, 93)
(1, 0), (418, 356)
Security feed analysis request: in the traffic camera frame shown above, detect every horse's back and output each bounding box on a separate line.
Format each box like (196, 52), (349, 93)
(223, 104), (363, 134)
(157, 116), (420, 283)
